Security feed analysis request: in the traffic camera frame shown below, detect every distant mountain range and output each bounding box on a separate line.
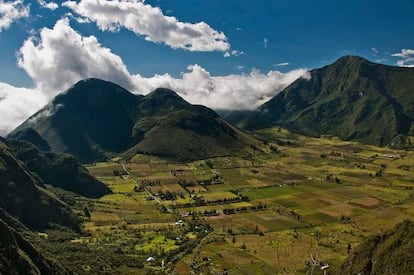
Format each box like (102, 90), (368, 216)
(9, 79), (258, 163)
(240, 56), (414, 147)
(9, 57), (414, 160)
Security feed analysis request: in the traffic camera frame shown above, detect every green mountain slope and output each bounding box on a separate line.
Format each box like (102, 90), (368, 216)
(0, 208), (66, 274)
(10, 79), (143, 163)
(9, 128), (51, 151)
(10, 80), (257, 162)
(337, 220), (414, 274)
(241, 56), (414, 147)
(0, 140), (80, 231)
(5, 139), (111, 198)
(215, 109), (254, 126)
(126, 88), (256, 161)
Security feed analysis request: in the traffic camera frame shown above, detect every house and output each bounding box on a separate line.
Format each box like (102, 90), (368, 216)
(321, 264), (330, 275)
(146, 257), (155, 262)
(174, 220), (184, 225)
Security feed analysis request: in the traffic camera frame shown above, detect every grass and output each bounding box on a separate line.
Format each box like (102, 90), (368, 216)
(241, 185), (301, 200)
(75, 127), (414, 274)
(135, 234), (178, 253)
(87, 163), (124, 177)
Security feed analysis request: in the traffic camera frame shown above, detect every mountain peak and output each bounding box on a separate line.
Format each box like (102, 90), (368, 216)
(147, 87), (184, 101)
(59, 78), (134, 98)
(10, 79), (255, 162)
(242, 57), (414, 147)
(337, 55), (367, 62)
(76, 77), (109, 85)
(333, 55), (370, 66)
(137, 87), (190, 115)
(10, 78), (143, 162)
(51, 78), (142, 114)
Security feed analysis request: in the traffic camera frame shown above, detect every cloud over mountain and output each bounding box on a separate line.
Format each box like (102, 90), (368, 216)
(392, 49), (414, 67)
(132, 65), (308, 110)
(1, 17), (307, 135)
(16, 18), (307, 106)
(0, 83), (47, 135)
(17, 18), (137, 96)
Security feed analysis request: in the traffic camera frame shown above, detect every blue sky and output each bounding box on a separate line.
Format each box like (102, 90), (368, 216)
(0, 0), (414, 134)
(1, 0), (414, 86)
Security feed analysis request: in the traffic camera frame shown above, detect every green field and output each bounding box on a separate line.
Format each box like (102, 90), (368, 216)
(72, 127), (414, 274)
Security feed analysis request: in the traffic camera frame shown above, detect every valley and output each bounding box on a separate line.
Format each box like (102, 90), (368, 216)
(2, 58), (414, 274)
(1, 0), (414, 272)
(55, 127), (414, 274)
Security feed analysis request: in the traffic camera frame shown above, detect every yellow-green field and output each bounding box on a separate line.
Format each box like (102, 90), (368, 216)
(80, 127), (414, 274)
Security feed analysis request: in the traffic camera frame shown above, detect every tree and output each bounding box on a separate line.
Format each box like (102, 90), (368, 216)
(84, 205), (91, 219)
(347, 243), (352, 254)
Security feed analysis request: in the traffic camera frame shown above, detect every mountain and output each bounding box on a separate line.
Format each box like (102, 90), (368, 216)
(5, 139), (111, 198)
(0, 140), (80, 231)
(126, 88), (256, 161)
(9, 128), (51, 151)
(9, 79), (142, 163)
(0, 208), (66, 274)
(337, 220), (414, 274)
(241, 56), (414, 147)
(10, 79), (257, 162)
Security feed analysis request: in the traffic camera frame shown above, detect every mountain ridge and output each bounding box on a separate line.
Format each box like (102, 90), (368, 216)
(5, 139), (111, 198)
(9, 79), (258, 162)
(240, 56), (414, 147)
(10, 78), (142, 162)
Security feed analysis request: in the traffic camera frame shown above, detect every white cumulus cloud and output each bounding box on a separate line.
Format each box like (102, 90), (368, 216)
(0, 0), (29, 32)
(1, 17), (308, 135)
(17, 17), (136, 97)
(37, 0), (58, 10)
(132, 65), (308, 110)
(62, 0), (230, 52)
(0, 83), (47, 135)
(392, 49), (414, 67)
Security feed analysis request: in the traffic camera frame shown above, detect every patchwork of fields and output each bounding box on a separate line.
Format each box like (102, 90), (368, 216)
(80, 127), (414, 274)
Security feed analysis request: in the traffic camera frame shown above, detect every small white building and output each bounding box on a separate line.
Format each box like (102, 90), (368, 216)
(321, 264), (330, 275)
(146, 256), (155, 262)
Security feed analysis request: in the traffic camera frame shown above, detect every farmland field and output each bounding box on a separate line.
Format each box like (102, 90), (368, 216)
(75, 127), (414, 274)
